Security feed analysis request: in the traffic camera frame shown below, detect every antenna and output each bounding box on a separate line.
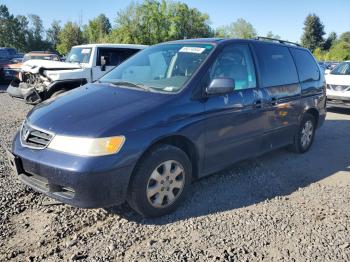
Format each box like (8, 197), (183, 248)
(78, 9), (83, 28)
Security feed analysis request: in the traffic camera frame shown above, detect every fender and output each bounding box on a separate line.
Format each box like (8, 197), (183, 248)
(23, 79), (88, 104)
(46, 78), (88, 93)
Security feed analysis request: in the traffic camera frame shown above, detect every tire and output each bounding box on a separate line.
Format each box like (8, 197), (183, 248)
(289, 113), (316, 154)
(127, 144), (192, 217)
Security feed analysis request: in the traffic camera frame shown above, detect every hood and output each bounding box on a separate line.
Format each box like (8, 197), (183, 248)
(22, 59), (82, 73)
(26, 83), (174, 137)
(0, 60), (11, 67)
(3, 62), (22, 70)
(325, 74), (350, 86)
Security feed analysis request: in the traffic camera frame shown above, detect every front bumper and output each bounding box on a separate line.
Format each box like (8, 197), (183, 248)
(7, 80), (25, 98)
(7, 80), (42, 104)
(327, 90), (350, 108)
(9, 133), (135, 208)
(327, 99), (350, 108)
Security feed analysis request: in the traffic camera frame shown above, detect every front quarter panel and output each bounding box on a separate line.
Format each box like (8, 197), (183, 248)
(46, 68), (90, 82)
(122, 94), (207, 173)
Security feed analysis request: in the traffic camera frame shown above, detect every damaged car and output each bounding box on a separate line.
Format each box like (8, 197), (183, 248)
(2, 51), (60, 83)
(7, 44), (147, 104)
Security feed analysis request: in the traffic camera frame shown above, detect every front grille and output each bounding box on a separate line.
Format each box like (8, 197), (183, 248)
(327, 84), (350, 92)
(20, 122), (54, 149)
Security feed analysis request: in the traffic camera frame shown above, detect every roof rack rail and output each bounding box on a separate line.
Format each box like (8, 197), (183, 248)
(254, 36), (301, 47)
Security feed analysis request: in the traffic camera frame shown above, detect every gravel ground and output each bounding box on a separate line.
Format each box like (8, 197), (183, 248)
(0, 84), (349, 261)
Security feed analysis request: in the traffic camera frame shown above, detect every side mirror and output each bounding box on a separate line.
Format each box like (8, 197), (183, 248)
(324, 69), (331, 75)
(206, 78), (235, 95)
(100, 56), (106, 71)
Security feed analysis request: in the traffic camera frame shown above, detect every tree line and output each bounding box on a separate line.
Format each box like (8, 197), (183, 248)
(0, 1), (349, 61)
(301, 14), (350, 61)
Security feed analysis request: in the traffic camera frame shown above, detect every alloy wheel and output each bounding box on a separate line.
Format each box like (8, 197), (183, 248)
(301, 120), (314, 149)
(146, 160), (185, 208)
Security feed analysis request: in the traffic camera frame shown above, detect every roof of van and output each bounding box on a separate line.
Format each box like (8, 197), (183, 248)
(166, 38), (224, 44)
(0, 47), (17, 50)
(166, 38), (306, 49)
(73, 43), (148, 49)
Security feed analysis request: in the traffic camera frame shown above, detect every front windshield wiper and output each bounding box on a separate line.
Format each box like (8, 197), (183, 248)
(102, 81), (153, 91)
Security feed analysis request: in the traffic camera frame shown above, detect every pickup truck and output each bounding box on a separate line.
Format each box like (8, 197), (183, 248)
(7, 44), (147, 104)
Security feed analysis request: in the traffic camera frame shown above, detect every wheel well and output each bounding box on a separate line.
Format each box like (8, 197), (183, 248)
(305, 108), (319, 127)
(135, 135), (199, 181)
(46, 79), (87, 97)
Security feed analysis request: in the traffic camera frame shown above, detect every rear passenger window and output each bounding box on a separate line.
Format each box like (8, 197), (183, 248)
(290, 49), (320, 82)
(254, 43), (298, 87)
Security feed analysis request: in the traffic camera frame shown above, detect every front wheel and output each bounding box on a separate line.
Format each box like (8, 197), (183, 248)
(290, 113), (316, 153)
(127, 145), (192, 217)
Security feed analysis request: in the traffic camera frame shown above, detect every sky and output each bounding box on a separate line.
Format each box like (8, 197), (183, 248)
(1, 0), (350, 42)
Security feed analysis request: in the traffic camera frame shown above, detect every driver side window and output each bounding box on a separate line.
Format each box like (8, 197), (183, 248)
(209, 44), (257, 90)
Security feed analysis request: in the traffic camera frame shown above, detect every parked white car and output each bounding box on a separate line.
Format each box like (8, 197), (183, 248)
(325, 61), (350, 108)
(7, 43), (147, 104)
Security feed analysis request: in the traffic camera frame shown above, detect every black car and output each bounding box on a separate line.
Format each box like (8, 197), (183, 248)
(7, 37), (326, 217)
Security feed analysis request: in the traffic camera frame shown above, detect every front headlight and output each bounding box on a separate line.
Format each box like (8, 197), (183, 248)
(48, 135), (125, 156)
(19, 72), (23, 81)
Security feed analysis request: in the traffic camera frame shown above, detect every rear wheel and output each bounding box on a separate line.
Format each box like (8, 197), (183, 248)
(290, 113), (316, 153)
(127, 145), (192, 217)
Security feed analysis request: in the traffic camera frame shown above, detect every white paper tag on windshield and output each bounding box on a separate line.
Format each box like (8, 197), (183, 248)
(163, 86), (174, 91)
(81, 48), (91, 54)
(179, 47), (205, 54)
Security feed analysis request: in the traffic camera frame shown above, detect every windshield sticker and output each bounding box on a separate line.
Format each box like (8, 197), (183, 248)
(163, 86), (175, 91)
(179, 47), (206, 54)
(81, 48), (91, 54)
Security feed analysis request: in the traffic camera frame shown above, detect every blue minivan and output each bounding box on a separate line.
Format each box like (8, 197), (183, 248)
(7, 38), (326, 217)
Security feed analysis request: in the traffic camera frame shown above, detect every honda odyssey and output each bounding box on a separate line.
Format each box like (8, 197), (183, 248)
(7, 38), (326, 217)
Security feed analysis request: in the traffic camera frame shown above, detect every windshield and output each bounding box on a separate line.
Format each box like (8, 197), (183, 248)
(0, 50), (8, 59)
(66, 47), (92, 63)
(331, 62), (350, 75)
(99, 43), (214, 93)
(6, 48), (16, 55)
